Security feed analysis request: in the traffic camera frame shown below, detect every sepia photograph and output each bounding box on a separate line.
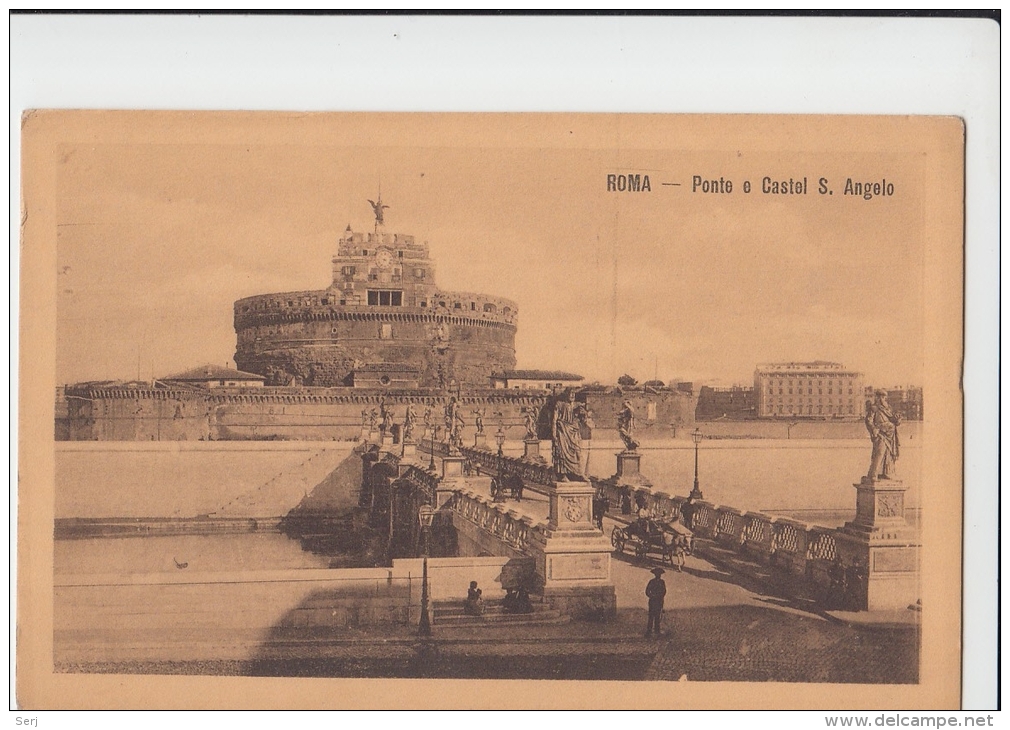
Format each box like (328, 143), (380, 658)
(17, 109), (966, 709)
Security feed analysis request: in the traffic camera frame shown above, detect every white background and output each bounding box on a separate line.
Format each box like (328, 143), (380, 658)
(9, 13), (1000, 716)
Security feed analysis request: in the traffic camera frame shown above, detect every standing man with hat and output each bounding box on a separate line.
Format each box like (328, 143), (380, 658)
(645, 567), (667, 637)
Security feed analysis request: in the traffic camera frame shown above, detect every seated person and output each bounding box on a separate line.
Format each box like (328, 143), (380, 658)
(503, 584), (534, 614)
(464, 580), (484, 616)
(513, 585), (533, 614)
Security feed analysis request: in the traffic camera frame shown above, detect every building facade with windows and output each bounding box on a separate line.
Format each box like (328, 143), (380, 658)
(754, 361), (865, 419)
(233, 225), (517, 387)
(489, 370), (584, 391)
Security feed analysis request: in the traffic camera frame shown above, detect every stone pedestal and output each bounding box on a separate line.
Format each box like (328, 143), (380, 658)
(441, 455), (465, 479)
(598, 450), (654, 516)
(473, 432), (487, 449)
(530, 479), (616, 619)
(838, 477), (920, 611)
(395, 441), (418, 476)
(523, 439), (541, 461)
(379, 432), (395, 451)
(616, 451), (641, 480)
(615, 451), (653, 489)
(359, 426), (371, 443)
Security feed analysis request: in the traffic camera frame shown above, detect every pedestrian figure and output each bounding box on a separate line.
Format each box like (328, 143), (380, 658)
(465, 580), (484, 616)
(592, 487), (609, 530)
(645, 567), (667, 637)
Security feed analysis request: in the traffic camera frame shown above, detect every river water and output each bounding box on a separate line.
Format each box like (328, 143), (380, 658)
(510, 435), (921, 527)
(55, 435), (922, 574)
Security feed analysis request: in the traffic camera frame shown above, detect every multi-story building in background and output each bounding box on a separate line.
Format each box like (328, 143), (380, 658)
(885, 386), (924, 421)
(754, 361), (864, 419)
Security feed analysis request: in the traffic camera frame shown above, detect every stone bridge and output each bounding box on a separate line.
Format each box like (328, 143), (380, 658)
(359, 434), (920, 617)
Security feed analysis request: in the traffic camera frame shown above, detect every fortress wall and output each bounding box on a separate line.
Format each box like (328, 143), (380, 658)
(63, 387), (551, 442)
(583, 390), (697, 440)
(234, 307), (517, 387)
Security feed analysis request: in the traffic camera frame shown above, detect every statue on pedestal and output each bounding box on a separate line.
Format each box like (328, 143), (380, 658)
(368, 408), (378, 431)
(472, 406), (485, 435)
(617, 399), (640, 452)
(379, 399), (393, 436)
(444, 396), (465, 450)
(865, 389), (900, 480)
(553, 389), (588, 481)
(403, 403), (417, 442)
(523, 405), (540, 440)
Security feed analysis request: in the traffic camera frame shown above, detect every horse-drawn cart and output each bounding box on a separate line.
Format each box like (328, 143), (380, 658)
(611, 518), (692, 567)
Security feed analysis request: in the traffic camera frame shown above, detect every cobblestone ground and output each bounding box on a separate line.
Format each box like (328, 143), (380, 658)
(57, 533), (918, 683)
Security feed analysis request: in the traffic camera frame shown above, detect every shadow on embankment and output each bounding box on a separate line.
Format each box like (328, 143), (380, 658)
(277, 450), (386, 568)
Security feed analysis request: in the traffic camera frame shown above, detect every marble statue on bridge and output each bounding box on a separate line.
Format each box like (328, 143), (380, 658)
(403, 403), (417, 442)
(553, 389), (588, 481)
(865, 389), (900, 480)
(523, 405), (539, 441)
(617, 399), (640, 452)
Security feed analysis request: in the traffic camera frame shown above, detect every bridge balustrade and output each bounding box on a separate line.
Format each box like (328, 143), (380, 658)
(448, 489), (539, 555)
(609, 486), (876, 601)
(457, 445), (557, 490)
(741, 512), (776, 560)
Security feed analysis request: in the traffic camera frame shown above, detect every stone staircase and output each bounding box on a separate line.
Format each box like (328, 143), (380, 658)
(432, 599), (569, 628)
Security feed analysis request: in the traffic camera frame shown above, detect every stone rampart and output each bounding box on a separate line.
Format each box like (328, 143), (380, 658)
(233, 291), (518, 388)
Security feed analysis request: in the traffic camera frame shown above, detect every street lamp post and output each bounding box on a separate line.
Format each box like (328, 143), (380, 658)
(690, 427), (704, 501)
(494, 425), (506, 502)
(417, 503), (435, 637)
(428, 426), (437, 472)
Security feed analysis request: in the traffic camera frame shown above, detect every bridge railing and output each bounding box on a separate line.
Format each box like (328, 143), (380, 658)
(401, 464), (440, 506)
(603, 483), (872, 599)
(448, 488), (540, 555)
(458, 445), (557, 489)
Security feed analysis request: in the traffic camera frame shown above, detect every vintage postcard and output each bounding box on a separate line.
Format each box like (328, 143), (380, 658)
(17, 112), (963, 709)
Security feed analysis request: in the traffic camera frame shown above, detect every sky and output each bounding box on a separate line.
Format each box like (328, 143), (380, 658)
(53, 113), (941, 389)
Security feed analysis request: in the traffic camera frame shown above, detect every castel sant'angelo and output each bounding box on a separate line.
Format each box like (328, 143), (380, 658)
(233, 202), (518, 389)
(60, 198), (695, 442)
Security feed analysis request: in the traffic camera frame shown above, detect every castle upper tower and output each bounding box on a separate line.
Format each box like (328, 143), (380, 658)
(330, 228), (436, 308)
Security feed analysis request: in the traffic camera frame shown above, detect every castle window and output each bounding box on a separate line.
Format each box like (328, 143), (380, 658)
(367, 290), (403, 307)
(470, 302), (476, 311)
(342, 266), (355, 276)
(321, 298), (329, 305)
(420, 301), (427, 307)
(414, 268), (425, 279)
(362, 250), (368, 256)
(398, 251), (403, 258)
(483, 303), (497, 313)
(454, 302), (462, 310)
